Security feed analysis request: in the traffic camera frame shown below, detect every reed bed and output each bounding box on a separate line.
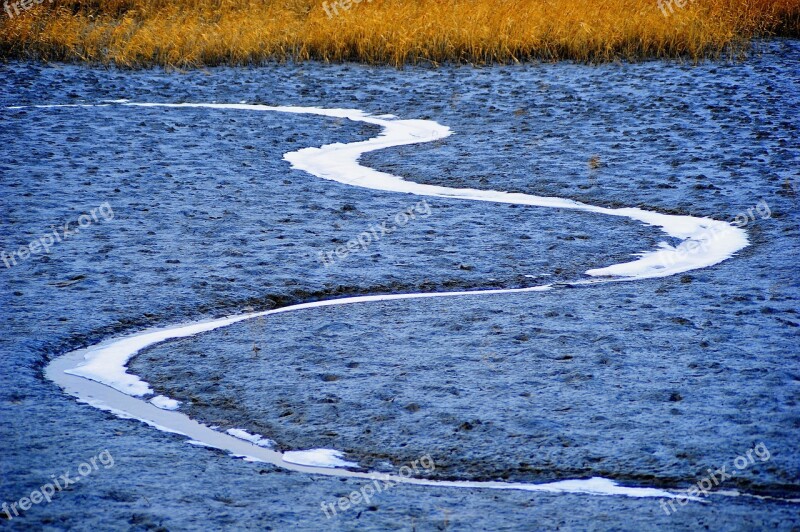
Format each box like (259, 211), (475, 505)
(1, 0), (798, 67)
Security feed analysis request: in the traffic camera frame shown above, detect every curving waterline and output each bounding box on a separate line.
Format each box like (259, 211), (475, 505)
(36, 101), (756, 500)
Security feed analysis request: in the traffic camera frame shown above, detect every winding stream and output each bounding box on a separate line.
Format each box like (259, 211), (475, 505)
(41, 102), (754, 500)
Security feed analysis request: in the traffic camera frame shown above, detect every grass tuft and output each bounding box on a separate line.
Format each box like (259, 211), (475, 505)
(0, 0), (798, 67)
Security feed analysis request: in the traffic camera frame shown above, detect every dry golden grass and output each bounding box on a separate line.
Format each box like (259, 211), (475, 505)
(1, 0), (798, 67)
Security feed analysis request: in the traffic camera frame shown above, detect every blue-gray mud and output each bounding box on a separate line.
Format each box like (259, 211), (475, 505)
(1, 40), (799, 530)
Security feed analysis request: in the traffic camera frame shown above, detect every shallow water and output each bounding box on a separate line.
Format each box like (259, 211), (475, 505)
(1, 41), (799, 530)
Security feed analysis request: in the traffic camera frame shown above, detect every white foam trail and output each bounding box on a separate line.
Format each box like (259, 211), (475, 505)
(226, 428), (276, 448)
(284, 449), (361, 469)
(36, 101), (754, 501)
(150, 395), (180, 410)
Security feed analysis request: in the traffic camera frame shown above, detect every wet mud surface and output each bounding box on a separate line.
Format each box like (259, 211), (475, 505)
(2, 40), (799, 530)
